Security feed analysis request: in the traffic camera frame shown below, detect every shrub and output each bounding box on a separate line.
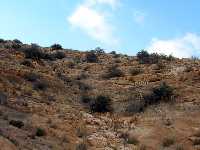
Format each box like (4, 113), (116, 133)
(127, 135), (139, 145)
(12, 43), (21, 49)
(24, 73), (40, 82)
(93, 47), (105, 54)
(51, 44), (63, 50)
(77, 81), (91, 91)
(36, 128), (46, 137)
(81, 95), (91, 103)
(129, 68), (143, 76)
(144, 82), (174, 106)
(103, 65), (124, 79)
(13, 39), (22, 44)
(33, 81), (48, 91)
(126, 100), (145, 113)
(110, 51), (116, 55)
(137, 50), (174, 64)
(53, 51), (66, 59)
(23, 44), (44, 60)
(0, 92), (7, 105)
(85, 52), (98, 63)
(89, 95), (112, 113)
(0, 38), (5, 43)
(21, 59), (33, 67)
(137, 50), (150, 64)
(9, 120), (24, 128)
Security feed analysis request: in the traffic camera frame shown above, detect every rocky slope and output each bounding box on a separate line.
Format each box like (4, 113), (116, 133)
(0, 40), (200, 150)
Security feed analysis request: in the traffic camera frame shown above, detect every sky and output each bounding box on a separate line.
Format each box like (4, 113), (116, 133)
(0, 0), (200, 58)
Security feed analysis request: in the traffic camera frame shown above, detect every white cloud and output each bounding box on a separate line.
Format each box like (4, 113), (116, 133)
(147, 33), (200, 58)
(133, 11), (146, 25)
(68, 0), (120, 46)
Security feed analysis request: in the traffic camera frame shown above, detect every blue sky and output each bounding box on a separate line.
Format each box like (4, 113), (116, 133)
(0, 0), (200, 58)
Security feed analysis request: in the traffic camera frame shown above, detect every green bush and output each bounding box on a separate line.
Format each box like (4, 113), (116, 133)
(137, 50), (150, 64)
(90, 95), (112, 113)
(0, 38), (5, 43)
(51, 44), (63, 50)
(36, 128), (46, 137)
(85, 52), (98, 63)
(13, 39), (22, 44)
(93, 47), (105, 54)
(110, 51), (116, 55)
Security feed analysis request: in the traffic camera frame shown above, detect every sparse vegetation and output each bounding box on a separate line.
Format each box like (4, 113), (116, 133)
(0, 39), (199, 149)
(89, 95), (112, 113)
(137, 50), (174, 64)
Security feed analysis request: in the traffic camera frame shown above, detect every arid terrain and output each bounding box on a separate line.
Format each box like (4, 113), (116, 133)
(0, 39), (200, 150)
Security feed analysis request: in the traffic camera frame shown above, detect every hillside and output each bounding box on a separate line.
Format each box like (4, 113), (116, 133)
(0, 39), (200, 150)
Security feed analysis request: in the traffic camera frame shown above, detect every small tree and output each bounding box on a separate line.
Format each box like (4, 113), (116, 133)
(0, 39), (5, 43)
(13, 39), (22, 44)
(137, 50), (150, 64)
(94, 47), (105, 54)
(51, 44), (63, 50)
